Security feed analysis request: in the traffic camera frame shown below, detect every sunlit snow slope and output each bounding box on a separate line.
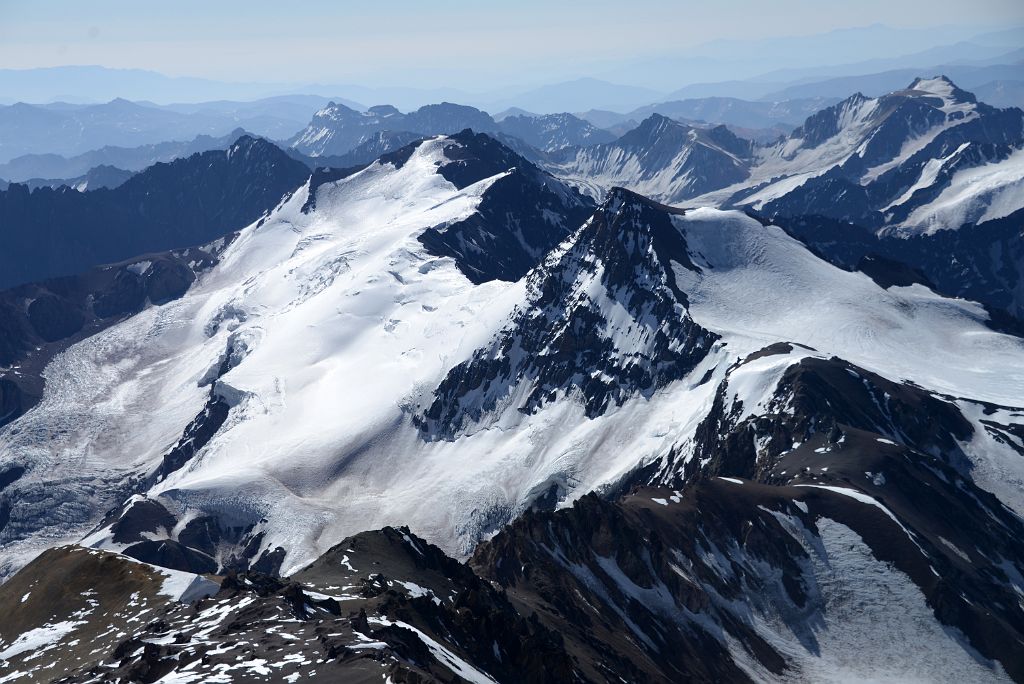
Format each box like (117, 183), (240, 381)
(1, 137), (1022, 586)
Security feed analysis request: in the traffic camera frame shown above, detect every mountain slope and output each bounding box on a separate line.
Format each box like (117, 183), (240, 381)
(4, 176), (1017, 579)
(0, 133), (594, 578)
(0, 135), (310, 289)
(496, 112), (616, 151)
(0, 240), (231, 432)
(627, 95), (838, 129)
(710, 76), (1024, 233)
(418, 188), (716, 436)
(556, 78), (1024, 318)
(547, 114), (754, 202)
(473, 476), (1022, 682)
(0, 151), (1022, 681)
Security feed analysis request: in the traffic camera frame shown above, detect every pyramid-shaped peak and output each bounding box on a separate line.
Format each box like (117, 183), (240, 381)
(639, 112), (685, 130)
(226, 134), (292, 163)
(906, 76), (976, 104)
(603, 186), (686, 217)
(315, 101), (360, 118)
(617, 114), (690, 146)
(433, 129), (538, 188)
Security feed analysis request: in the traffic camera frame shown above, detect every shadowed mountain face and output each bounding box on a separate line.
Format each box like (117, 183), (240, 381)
(418, 129), (596, 283)
(417, 188), (716, 437)
(0, 135), (310, 290)
(772, 208), (1024, 319)
(0, 124), (1022, 683)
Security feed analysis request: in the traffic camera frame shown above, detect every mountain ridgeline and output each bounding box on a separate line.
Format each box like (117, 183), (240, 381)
(0, 135), (311, 289)
(0, 78), (1023, 684)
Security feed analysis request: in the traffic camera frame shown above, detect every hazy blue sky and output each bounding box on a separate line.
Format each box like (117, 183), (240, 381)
(1, 0), (1021, 90)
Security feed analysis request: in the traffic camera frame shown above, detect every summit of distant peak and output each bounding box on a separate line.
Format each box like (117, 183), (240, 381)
(226, 134), (294, 163)
(908, 75), (956, 91)
(906, 75), (977, 105)
(617, 114), (689, 146)
(367, 104), (402, 117)
(642, 112), (680, 127)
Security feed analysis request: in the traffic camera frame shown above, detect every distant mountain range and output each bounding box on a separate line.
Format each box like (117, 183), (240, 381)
(1, 45), (1020, 169)
(551, 77), (1024, 322)
(4, 25), (1020, 104)
(544, 115), (755, 201)
(0, 136), (311, 289)
(574, 96), (839, 143)
(0, 97), (309, 163)
(0, 129), (252, 182)
(755, 61), (1024, 101)
(287, 102), (621, 157)
(0, 165), (134, 193)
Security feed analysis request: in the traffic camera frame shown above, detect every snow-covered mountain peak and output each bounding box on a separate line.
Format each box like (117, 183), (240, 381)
(0, 132), (601, 574)
(312, 101), (361, 121)
(289, 102), (498, 158)
(620, 114), (753, 160)
(782, 91), (876, 152)
(906, 75), (978, 110)
(674, 78), (1024, 240)
(576, 186), (691, 270)
(416, 131), (595, 283)
(601, 185), (684, 221)
(759, 80), (977, 176)
(429, 128), (533, 187)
